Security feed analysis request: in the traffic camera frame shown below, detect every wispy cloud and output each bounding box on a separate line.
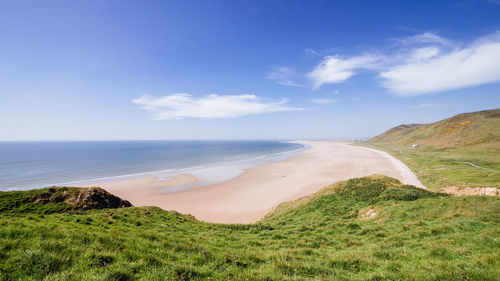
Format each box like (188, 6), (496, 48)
(266, 66), (302, 87)
(307, 31), (500, 96)
(307, 54), (381, 89)
(406, 46), (441, 63)
(132, 94), (303, 120)
(304, 47), (337, 56)
(308, 98), (337, 104)
(305, 48), (320, 56)
(394, 32), (453, 46)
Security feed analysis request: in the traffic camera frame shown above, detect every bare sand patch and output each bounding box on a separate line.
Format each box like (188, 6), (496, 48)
(361, 208), (377, 220)
(443, 186), (500, 196)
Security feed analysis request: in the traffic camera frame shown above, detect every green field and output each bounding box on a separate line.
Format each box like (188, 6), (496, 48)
(361, 143), (500, 191)
(1, 176), (499, 280)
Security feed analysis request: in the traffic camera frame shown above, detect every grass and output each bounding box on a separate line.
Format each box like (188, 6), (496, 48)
(0, 187), (76, 214)
(361, 142), (500, 191)
(0, 186), (130, 214)
(1, 175), (499, 280)
(368, 108), (500, 149)
(363, 108), (500, 191)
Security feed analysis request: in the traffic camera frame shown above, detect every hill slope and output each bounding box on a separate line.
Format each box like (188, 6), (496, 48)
(368, 108), (500, 149)
(364, 109), (500, 191)
(1, 176), (499, 280)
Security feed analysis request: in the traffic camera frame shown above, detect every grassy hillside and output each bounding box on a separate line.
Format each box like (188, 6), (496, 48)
(369, 108), (500, 149)
(365, 109), (500, 191)
(1, 176), (499, 280)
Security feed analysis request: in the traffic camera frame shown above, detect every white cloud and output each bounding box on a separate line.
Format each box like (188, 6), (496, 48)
(307, 54), (381, 89)
(407, 46), (441, 62)
(132, 94), (303, 119)
(396, 32), (452, 46)
(267, 66), (302, 87)
(304, 47), (337, 56)
(380, 37), (500, 95)
(305, 48), (319, 56)
(306, 31), (500, 96)
(308, 98), (337, 104)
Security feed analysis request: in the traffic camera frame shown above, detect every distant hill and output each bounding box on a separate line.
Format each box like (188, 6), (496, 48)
(368, 108), (500, 149)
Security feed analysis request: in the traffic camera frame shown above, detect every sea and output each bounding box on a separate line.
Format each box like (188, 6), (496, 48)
(0, 140), (307, 191)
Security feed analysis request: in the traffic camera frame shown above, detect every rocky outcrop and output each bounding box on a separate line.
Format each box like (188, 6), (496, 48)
(27, 186), (132, 211)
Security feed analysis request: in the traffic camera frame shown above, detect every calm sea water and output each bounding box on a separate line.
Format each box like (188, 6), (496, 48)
(0, 140), (305, 191)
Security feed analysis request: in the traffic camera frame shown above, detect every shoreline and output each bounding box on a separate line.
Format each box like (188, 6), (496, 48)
(5, 140), (306, 191)
(84, 141), (424, 224)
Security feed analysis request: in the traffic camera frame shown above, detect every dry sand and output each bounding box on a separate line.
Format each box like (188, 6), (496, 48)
(85, 141), (424, 224)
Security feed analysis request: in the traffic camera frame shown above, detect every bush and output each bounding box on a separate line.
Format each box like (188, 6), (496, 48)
(380, 185), (444, 201)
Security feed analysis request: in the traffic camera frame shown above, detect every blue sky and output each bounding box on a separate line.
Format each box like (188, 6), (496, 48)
(1, 0), (500, 140)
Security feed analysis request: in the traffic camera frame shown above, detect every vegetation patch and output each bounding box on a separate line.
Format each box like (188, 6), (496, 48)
(0, 176), (499, 280)
(0, 186), (132, 214)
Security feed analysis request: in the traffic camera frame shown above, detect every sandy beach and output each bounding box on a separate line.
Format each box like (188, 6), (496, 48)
(85, 141), (423, 224)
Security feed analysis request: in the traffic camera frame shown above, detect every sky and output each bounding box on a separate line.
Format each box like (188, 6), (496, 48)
(1, 0), (500, 141)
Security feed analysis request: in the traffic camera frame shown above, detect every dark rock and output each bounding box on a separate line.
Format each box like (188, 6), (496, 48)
(74, 187), (132, 210)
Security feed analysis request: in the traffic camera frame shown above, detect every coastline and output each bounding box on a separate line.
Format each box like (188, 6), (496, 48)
(1, 140), (305, 191)
(84, 141), (424, 224)
(70, 141), (307, 191)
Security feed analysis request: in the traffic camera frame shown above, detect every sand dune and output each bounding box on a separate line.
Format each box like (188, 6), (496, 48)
(86, 141), (423, 224)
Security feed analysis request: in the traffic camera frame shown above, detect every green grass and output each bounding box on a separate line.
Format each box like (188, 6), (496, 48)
(368, 108), (500, 149)
(0, 186), (130, 214)
(363, 108), (500, 191)
(0, 187), (76, 214)
(361, 143), (500, 191)
(1, 176), (499, 280)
